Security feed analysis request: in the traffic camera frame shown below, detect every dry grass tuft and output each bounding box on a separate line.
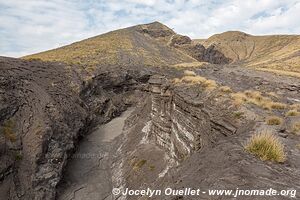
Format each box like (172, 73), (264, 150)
(266, 116), (282, 125)
(245, 131), (285, 163)
(291, 122), (300, 135)
(269, 102), (286, 110)
(181, 75), (206, 84)
(203, 79), (218, 90)
(219, 86), (232, 93)
(286, 109), (300, 117)
(244, 90), (262, 100)
(183, 70), (196, 76)
(176, 75), (218, 90)
(231, 92), (247, 106)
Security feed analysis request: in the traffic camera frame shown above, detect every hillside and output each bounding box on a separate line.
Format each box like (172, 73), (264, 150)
(24, 23), (300, 76)
(196, 31), (300, 73)
(23, 22), (197, 71)
(23, 22), (230, 73)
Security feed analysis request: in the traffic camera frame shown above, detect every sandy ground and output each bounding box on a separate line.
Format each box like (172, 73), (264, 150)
(57, 108), (134, 200)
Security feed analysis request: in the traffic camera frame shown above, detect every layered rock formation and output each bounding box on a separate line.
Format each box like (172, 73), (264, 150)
(148, 75), (236, 161)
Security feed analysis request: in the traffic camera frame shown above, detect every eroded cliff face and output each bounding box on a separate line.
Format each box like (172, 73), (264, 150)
(168, 34), (232, 64)
(0, 57), (152, 200)
(148, 75), (237, 161)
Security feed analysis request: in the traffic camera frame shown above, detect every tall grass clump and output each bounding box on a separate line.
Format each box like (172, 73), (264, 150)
(245, 131), (285, 163)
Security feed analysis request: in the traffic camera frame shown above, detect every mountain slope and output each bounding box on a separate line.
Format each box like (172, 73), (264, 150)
(23, 22), (231, 72)
(23, 22), (198, 70)
(196, 31), (300, 72)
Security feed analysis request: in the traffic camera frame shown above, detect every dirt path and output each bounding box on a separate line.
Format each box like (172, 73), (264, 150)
(56, 108), (135, 200)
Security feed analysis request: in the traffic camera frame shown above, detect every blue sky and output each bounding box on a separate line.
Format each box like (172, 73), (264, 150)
(0, 0), (299, 57)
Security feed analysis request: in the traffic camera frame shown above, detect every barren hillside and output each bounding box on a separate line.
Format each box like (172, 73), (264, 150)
(196, 31), (300, 73)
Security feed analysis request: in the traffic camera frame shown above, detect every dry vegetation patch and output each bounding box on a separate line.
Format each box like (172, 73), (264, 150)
(266, 116), (282, 125)
(231, 90), (287, 110)
(286, 110), (300, 117)
(174, 75), (218, 91)
(270, 102), (286, 110)
(219, 86), (232, 93)
(245, 131), (285, 163)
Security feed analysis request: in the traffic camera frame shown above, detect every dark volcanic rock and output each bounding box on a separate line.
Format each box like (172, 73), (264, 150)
(0, 57), (88, 200)
(169, 34), (192, 46)
(169, 34), (231, 64)
(137, 21), (175, 38)
(0, 57), (152, 200)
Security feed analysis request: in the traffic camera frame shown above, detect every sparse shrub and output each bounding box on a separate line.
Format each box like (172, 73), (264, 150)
(219, 86), (232, 93)
(266, 116), (282, 125)
(286, 109), (300, 117)
(245, 131), (285, 163)
(149, 165), (155, 171)
(14, 152), (23, 161)
(133, 159), (147, 170)
(233, 111), (244, 119)
(183, 70), (196, 76)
